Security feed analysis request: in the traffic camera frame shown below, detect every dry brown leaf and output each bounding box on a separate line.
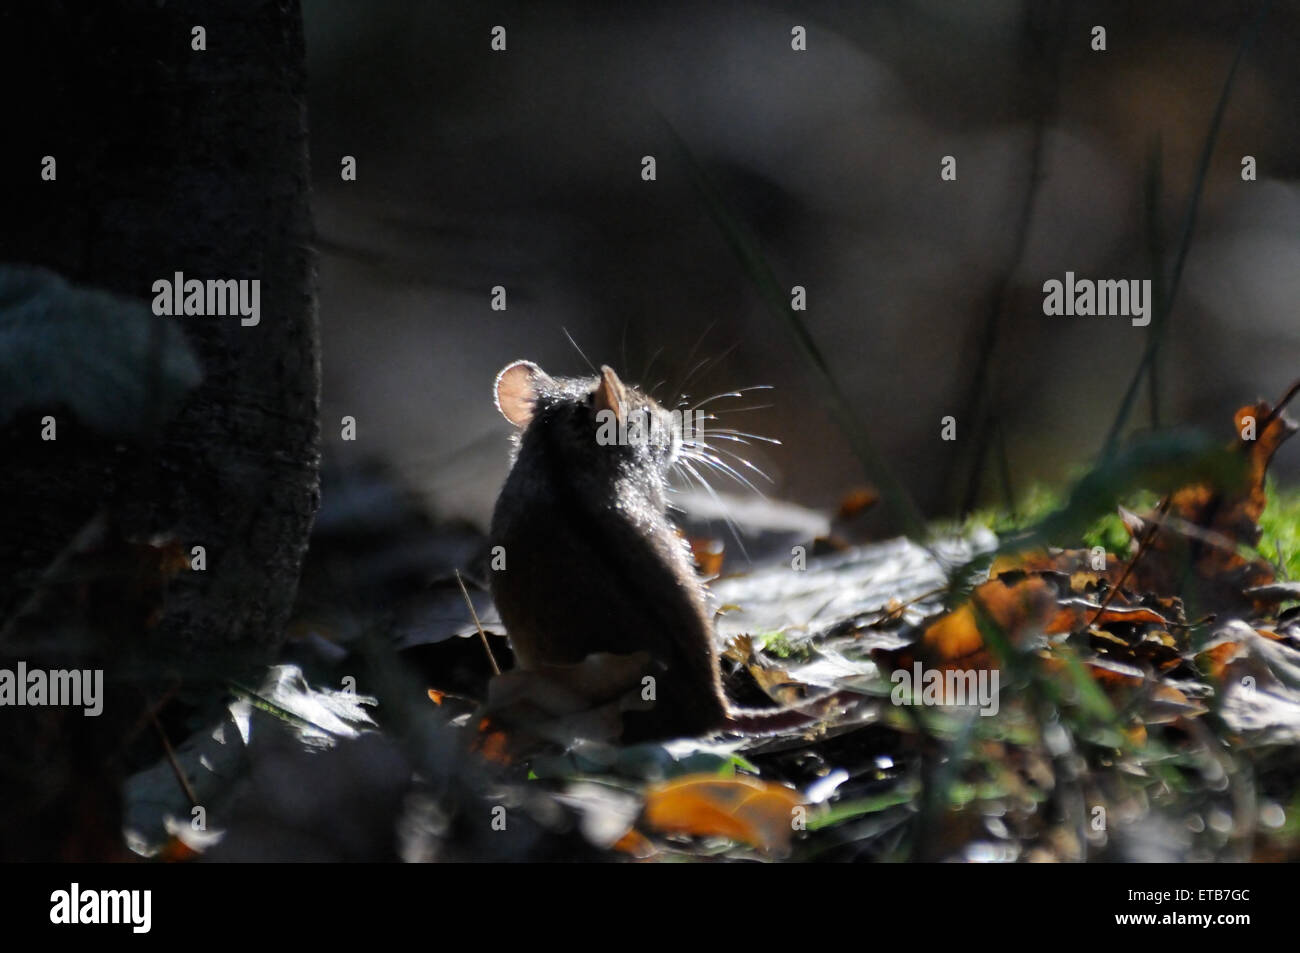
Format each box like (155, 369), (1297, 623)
(1040, 654), (1206, 722)
(1045, 600), (1174, 635)
(723, 634), (804, 705)
(992, 549), (1125, 587)
(1130, 400), (1296, 610)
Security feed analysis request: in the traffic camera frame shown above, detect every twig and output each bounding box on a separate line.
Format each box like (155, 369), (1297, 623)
(1086, 496), (1172, 629)
(1256, 376), (1300, 434)
(150, 707), (199, 808)
(456, 569), (500, 676)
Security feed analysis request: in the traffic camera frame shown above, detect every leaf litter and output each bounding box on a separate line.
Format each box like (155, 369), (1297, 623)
(129, 391), (1300, 862)
(465, 389), (1300, 861)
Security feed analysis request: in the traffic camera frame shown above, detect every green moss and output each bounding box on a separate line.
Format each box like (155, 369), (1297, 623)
(1256, 477), (1300, 580)
(962, 483), (1062, 537)
(1080, 491), (1159, 554)
(757, 630), (812, 662)
(962, 480), (1159, 555)
(964, 470), (1300, 579)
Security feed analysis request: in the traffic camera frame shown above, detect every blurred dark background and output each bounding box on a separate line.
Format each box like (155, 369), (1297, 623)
(304, 0), (1300, 534)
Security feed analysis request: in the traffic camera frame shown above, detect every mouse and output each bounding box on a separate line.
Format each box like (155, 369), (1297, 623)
(487, 359), (848, 742)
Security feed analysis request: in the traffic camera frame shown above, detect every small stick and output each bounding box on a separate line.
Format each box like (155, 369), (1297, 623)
(150, 707), (199, 808)
(456, 569), (500, 676)
(1087, 496), (1172, 630)
(1256, 376), (1300, 434)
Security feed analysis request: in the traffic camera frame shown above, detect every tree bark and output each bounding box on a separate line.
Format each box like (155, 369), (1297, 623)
(0, 0), (319, 858)
(1, 0), (320, 680)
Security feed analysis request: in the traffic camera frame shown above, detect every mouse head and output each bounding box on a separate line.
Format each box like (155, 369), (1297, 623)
(494, 360), (682, 476)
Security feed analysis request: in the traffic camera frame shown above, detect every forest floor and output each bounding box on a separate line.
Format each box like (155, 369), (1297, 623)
(121, 394), (1300, 862)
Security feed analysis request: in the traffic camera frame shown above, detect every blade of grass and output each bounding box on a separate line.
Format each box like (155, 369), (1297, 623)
(910, 706), (980, 861)
(996, 417), (1017, 518)
(659, 117), (929, 544)
(1142, 136), (1168, 430)
(227, 680), (340, 738)
(806, 788), (918, 831)
(957, 0), (1067, 515)
(1102, 0), (1273, 457)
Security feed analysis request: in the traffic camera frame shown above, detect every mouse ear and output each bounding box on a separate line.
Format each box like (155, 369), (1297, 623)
(495, 360), (548, 428)
(594, 365), (626, 420)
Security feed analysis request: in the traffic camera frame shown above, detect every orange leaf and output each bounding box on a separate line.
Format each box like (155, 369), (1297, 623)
(471, 717), (513, 764)
(1197, 640), (1247, 680)
(924, 576), (1056, 663)
(836, 487), (880, 520)
(874, 576), (1056, 684)
(611, 828), (656, 858)
(642, 775), (803, 852)
(688, 536), (726, 577)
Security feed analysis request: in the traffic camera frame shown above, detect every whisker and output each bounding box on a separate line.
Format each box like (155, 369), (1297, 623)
(669, 459), (703, 499)
(675, 338), (741, 401)
(689, 432), (756, 447)
(668, 320), (718, 399)
(682, 453), (764, 495)
(619, 318), (629, 383)
(705, 403), (776, 415)
(675, 456), (751, 563)
(672, 457), (705, 494)
(674, 457), (717, 506)
(691, 443), (775, 483)
(689, 385), (773, 412)
(562, 327), (597, 374)
(697, 427), (782, 446)
(675, 358), (714, 400)
(663, 472), (687, 514)
(681, 448), (768, 498)
(640, 346), (664, 387)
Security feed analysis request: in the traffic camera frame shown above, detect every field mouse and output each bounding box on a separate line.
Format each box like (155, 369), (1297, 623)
(487, 359), (847, 742)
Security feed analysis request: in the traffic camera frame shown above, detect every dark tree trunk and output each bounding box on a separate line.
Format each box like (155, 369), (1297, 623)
(0, 1), (319, 857)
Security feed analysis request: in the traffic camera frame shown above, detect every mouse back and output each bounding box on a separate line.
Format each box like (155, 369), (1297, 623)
(487, 360), (727, 738)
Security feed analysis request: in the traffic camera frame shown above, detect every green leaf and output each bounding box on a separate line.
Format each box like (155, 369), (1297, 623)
(806, 788), (917, 830)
